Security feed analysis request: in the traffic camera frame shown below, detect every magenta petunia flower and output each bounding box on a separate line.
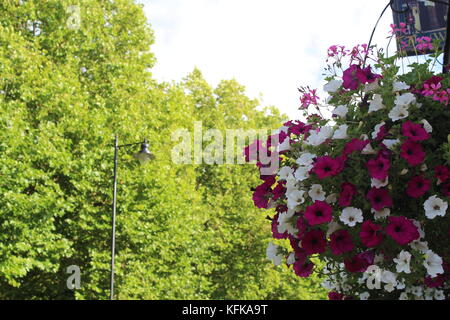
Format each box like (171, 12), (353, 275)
(296, 215), (309, 240)
(366, 153), (390, 180)
(385, 216), (420, 245)
(338, 182), (358, 207)
(272, 182), (286, 201)
(304, 201), (333, 225)
(400, 140), (426, 166)
(293, 249), (314, 278)
(312, 156), (343, 179)
(406, 175), (431, 198)
(344, 255), (370, 273)
(252, 176), (275, 209)
(435, 165), (450, 183)
(343, 138), (370, 156)
(359, 220), (383, 247)
(330, 230), (354, 255)
(302, 229), (327, 255)
(342, 64), (381, 90)
(343, 64), (362, 90)
(328, 292), (345, 300)
(366, 187), (393, 211)
(402, 121), (430, 142)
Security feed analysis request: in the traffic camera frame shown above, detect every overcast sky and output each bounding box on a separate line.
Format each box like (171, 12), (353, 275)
(137, 0), (394, 119)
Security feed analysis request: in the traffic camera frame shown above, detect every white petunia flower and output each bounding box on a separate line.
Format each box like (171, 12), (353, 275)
(395, 92), (416, 106)
(396, 279), (406, 290)
(389, 105), (409, 122)
(371, 122), (386, 140)
(324, 79), (343, 93)
(424, 288), (434, 300)
(409, 286), (423, 298)
(326, 220), (342, 238)
(340, 207), (364, 227)
(278, 138), (291, 152)
(326, 193), (338, 204)
(368, 94), (385, 113)
(285, 177), (298, 196)
(278, 166), (294, 181)
(364, 79), (380, 92)
(421, 119), (433, 133)
(424, 250), (444, 278)
(393, 81), (410, 91)
(434, 290), (445, 300)
(332, 105), (349, 118)
(372, 208), (391, 221)
(381, 271), (398, 293)
(359, 292), (370, 300)
(286, 252), (296, 266)
(411, 220), (425, 239)
(296, 153), (316, 167)
(266, 242), (283, 266)
(294, 166), (311, 182)
(393, 251), (412, 274)
(333, 124), (349, 140)
(308, 184), (326, 202)
(424, 195), (448, 220)
(410, 240), (429, 253)
(287, 189), (306, 210)
(399, 292), (409, 300)
(382, 139), (401, 150)
(371, 177), (389, 188)
(277, 210), (298, 236)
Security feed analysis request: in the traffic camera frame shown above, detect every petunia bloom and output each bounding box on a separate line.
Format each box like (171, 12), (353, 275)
(385, 216), (420, 245)
(302, 229), (327, 255)
(304, 201), (333, 225)
(312, 156), (343, 179)
(359, 220), (383, 247)
(366, 187), (393, 211)
(330, 229), (354, 255)
(338, 182), (358, 207)
(402, 121), (430, 142)
(400, 140), (426, 166)
(406, 175), (431, 198)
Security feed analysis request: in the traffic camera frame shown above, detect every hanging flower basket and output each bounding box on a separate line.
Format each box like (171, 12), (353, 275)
(245, 32), (450, 300)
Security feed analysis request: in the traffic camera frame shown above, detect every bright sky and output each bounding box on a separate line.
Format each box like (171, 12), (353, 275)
(137, 0), (394, 119)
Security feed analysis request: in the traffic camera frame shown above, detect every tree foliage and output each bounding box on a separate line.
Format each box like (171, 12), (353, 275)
(0, 0), (325, 300)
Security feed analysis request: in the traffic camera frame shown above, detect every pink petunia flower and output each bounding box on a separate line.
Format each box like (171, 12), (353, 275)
(343, 138), (369, 156)
(367, 153), (390, 180)
(435, 165), (450, 183)
(330, 229), (354, 255)
(304, 201), (333, 226)
(402, 121), (430, 142)
(252, 176), (275, 209)
(385, 216), (420, 245)
(406, 175), (431, 198)
(293, 249), (314, 278)
(359, 220), (383, 247)
(312, 156), (343, 179)
(338, 182), (358, 207)
(328, 292), (345, 300)
(366, 187), (393, 211)
(302, 229), (327, 255)
(400, 140), (426, 166)
(344, 254), (371, 273)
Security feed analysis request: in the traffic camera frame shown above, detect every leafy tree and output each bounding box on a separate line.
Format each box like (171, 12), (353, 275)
(0, 0), (326, 300)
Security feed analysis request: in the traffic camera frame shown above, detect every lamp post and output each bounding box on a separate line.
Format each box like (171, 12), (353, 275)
(444, 1), (450, 73)
(110, 135), (154, 300)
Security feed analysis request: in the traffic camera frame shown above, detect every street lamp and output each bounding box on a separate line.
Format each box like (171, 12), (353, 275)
(110, 135), (154, 300)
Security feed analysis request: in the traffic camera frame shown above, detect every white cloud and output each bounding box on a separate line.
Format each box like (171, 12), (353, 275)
(138, 0), (393, 119)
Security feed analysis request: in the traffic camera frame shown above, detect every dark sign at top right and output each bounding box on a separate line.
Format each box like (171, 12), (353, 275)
(392, 0), (448, 56)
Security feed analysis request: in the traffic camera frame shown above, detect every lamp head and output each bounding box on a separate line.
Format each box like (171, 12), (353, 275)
(133, 139), (154, 164)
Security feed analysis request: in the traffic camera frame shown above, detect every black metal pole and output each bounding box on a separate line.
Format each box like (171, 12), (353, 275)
(110, 135), (118, 300)
(444, 1), (450, 73)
